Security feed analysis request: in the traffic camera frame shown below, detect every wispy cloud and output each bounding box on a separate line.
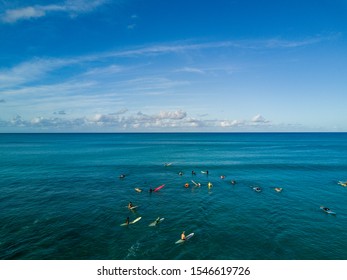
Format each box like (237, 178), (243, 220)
(1, 0), (107, 23)
(0, 58), (76, 89)
(1, 36), (328, 89)
(175, 67), (205, 74)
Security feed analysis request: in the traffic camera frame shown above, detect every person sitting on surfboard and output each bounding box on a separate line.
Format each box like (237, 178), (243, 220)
(125, 217), (130, 225)
(155, 217), (161, 224)
(128, 202), (133, 209)
(323, 207), (330, 212)
(181, 231), (186, 240)
(149, 188), (153, 193)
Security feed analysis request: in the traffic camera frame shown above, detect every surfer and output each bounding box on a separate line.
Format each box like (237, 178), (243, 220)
(206, 170), (209, 175)
(192, 170), (196, 175)
(178, 171), (183, 176)
(149, 188), (153, 193)
(231, 180), (236, 185)
(181, 231), (186, 240)
(128, 201), (133, 209)
(323, 207), (330, 212)
(155, 217), (161, 224)
(125, 217), (130, 225)
(220, 175), (225, 179)
(119, 174), (125, 179)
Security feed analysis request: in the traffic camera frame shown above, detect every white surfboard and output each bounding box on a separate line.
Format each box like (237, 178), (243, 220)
(120, 216), (142, 226)
(175, 232), (194, 244)
(320, 206), (336, 215)
(191, 180), (201, 187)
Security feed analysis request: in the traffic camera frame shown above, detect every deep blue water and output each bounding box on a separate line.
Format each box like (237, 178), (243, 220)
(0, 133), (347, 260)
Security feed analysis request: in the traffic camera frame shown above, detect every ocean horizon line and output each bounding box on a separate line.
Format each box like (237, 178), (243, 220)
(0, 131), (347, 134)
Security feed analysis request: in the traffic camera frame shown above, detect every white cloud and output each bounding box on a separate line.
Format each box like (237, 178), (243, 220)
(158, 110), (187, 120)
(220, 120), (243, 127)
(1, 0), (107, 23)
(251, 114), (269, 123)
(10, 115), (27, 126)
(0, 110), (278, 131)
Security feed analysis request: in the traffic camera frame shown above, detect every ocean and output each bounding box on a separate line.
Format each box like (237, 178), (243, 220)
(0, 133), (347, 260)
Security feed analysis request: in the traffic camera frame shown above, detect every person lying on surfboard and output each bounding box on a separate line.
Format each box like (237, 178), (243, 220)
(181, 231), (186, 240)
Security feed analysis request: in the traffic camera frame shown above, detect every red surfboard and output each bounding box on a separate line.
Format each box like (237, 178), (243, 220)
(154, 184), (165, 192)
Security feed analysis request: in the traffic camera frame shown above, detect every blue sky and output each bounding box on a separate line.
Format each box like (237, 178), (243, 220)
(0, 0), (346, 132)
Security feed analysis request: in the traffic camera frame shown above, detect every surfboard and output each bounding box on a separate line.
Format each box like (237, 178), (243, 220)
(338, 181), (347, 187)
(201, 171), (207, 174)
(175, 233), (194, 244)
(320, 206), (336, 215)
(164, 163), (173, 167)
(154, 184), (165, 192)
(130, 216), (142, 224)
(120, 216), (142, 226)
(149, 218), (165, 227)
(134, 188), (142, 193)
(191, 180), (200, 187)
(274, 187), (283, 193)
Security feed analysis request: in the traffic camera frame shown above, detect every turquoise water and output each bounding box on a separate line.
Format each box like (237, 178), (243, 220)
(1, 133), (347, 260)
